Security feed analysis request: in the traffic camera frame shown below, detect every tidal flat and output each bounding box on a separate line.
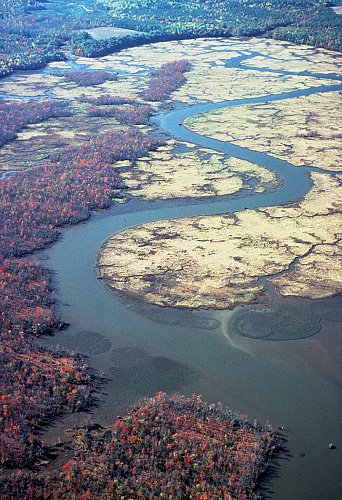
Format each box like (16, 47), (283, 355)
(116, 140), (280, 200)
(98, 172), (341, 308)
(94, 39), (341, 310)
(187, 91), (342, 171)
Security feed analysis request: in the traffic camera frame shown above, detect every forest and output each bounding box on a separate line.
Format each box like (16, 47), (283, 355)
(0, 0), (109, 77)
(0, 99), (71, 147)
(94, 0), (342, 51)
(0, 127), (163, 469)
(1, 393), (278, 498)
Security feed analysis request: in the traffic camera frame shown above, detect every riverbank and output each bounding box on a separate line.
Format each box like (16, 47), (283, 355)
(1, 42), (285, 494)
(187, 90), (342, 171)
(1, 0), (341, 83)
(0, 58), (187, 475)
(98, 171), (341, 309)
(42, 55), (341, 494)
(43, 200), (342, 499)
(116, 139), (281, 200)
(1, 36), (341, 497)
(2, 393), (278, 498)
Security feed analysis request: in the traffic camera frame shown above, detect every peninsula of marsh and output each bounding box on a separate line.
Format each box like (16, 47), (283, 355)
(97, 38), (342, 310)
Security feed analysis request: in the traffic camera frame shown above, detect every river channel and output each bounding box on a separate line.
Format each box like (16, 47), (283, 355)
(32, 53), (342, 498)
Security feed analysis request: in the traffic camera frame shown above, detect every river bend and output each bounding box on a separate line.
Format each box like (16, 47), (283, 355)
(42, 61), (342, 499)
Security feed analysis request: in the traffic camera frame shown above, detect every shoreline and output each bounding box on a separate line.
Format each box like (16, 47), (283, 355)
(40, 189), (342, 498)
(97, 81), (341, 310)
(39, 38), (340, 496)
(1, 36), (341, 497)
(98, 262), (342, 312)
(97, 273), (270, 311)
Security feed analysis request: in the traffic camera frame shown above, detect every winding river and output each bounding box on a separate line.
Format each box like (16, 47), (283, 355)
(34, 56), (342, 498)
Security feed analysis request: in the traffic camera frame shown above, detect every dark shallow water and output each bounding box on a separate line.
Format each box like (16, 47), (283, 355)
(37, 52), (342, 498)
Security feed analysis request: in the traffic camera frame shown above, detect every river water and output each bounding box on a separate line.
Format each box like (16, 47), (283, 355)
(43, 199), (342, 499)
(20, 44), (340, 497)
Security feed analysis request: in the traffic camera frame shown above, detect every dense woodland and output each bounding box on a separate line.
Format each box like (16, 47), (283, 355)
(1, 393), (277, 499)
(0, 0), (109, 77)
(0, 126), (164, 465)
(88, 0), (342, 53)
(0, 99), (71, 147)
